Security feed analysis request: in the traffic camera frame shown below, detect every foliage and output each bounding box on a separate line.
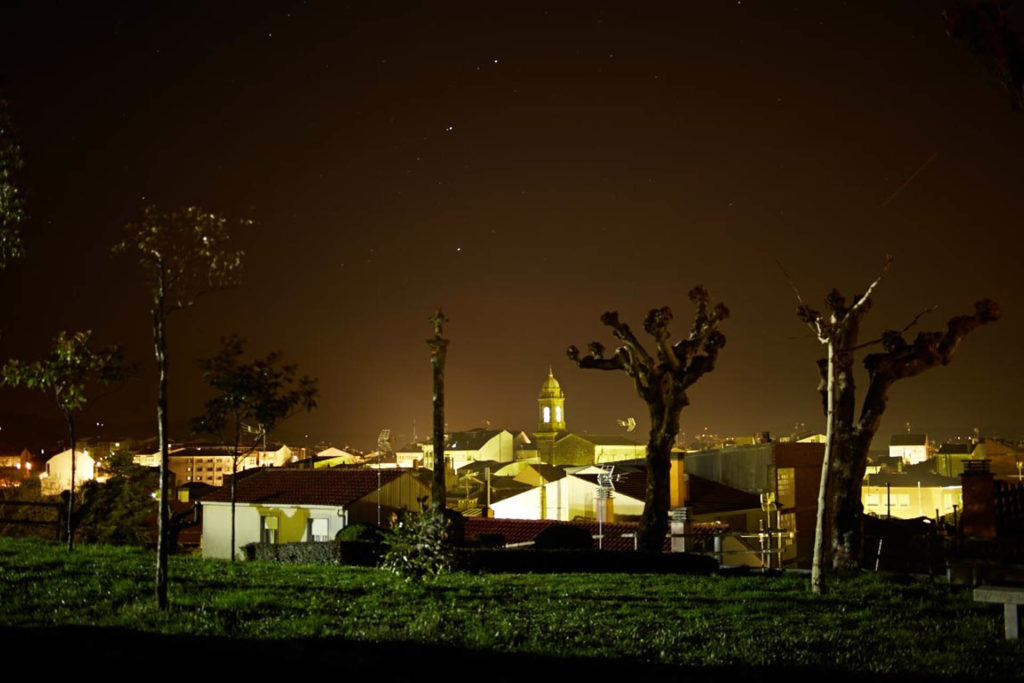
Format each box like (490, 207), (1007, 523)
(1, 331), (129, 551)
(113, 205), (245, 312)
(336, 523), (384, 543)
(191, 334), (318, 449)
(380, 507), (453, 580)
(76, 455), (158, 546)
(2, 330), (127, 415)
(0, 96), (26, 268)
(1, 536), (1022, 679)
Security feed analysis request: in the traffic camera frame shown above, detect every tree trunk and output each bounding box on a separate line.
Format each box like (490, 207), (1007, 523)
(829, 429), (874, 569)
(65, 413), (76, 552)
(429, 336), (448, 515)
(230, 422), (239, 562)
(153, 304), (170, 610)
(638, 399), (678, 552)
(810, 343), (835, 594)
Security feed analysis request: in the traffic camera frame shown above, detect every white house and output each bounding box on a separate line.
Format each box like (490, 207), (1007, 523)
(200, 467), (430, 560)
(39, 448), (99, 495)
(397, 428), (515, 470)
(490, 473), (646, 522)
(889, 434), (928, 466)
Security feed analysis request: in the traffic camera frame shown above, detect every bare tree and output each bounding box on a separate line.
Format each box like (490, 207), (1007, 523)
(2, 331), (128, 550)
(114, 205), (244, 609)
(792, 258), (999, 592)
(568, 286), (728, 552)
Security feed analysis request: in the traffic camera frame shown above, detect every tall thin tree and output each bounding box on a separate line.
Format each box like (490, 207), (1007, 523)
(192, 334), (318, 561)
(568, 286), (728, 551)
(114, 205), (244, 609)
(2, 331), (127, 550)
(427, 308), (449, 514)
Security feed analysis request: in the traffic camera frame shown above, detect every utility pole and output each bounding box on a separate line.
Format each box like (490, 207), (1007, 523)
(428, 308), (449, 514)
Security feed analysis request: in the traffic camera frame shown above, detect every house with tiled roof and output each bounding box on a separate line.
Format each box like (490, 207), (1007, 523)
(889, 433), (928, 465)
(863, 471), (962, 519)
(396, 428), (514, 470)
(489, 463), (762, 531)
(933, 442), (978, 478)
(133, 441), (299, 488)
(200, 468), (429, 559)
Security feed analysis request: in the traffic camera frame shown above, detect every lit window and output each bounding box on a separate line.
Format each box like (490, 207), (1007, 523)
(555, 406), (562, 422)
(543, 406), (551, 423)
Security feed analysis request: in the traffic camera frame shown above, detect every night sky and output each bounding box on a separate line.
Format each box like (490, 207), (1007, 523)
(0, 2), (1021, 452)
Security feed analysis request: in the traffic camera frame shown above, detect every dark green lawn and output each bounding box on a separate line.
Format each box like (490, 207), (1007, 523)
(1, 537), (1019, 679)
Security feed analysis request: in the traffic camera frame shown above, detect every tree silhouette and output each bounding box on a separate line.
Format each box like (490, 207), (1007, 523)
(114, 205), (244, 609)
(2, 331), (128, 550)
(792, 258), (999, 592)
(192, 334), (318, 561)
(427, 308), (449, 514)
(568, 286), (728, 552)
(945, 1), (1024, 111)
(0, 96), (26, 268)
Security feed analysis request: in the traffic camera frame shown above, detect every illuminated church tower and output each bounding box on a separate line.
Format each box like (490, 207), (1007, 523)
(537, 368), (566, 432)
(535, 369), (565, 463)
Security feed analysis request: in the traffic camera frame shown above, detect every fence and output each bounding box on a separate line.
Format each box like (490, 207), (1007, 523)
(0, 499), (63, 539)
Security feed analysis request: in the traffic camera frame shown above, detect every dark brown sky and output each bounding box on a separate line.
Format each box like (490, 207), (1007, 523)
(0, 1), (1021, 452)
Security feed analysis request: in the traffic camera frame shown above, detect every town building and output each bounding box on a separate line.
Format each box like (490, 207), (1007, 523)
(863, 471), (962, 519)
(200, 468), (430, 559)
(133, 442), (299, 488)
(889, 433), (929, 465)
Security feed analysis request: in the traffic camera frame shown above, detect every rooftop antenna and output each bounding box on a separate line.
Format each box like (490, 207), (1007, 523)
(596, 465), (616, 550)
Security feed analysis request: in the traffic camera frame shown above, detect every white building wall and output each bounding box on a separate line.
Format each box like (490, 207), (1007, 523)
(201, 502), (347, 560)
(40, 448), (97, 495)
(491, 477), (644, 521)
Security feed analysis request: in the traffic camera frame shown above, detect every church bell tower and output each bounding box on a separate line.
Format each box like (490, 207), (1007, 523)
(537, 368), (566, 433)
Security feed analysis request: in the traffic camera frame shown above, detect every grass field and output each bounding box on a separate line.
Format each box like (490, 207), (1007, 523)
(1, 537), (1020, 679)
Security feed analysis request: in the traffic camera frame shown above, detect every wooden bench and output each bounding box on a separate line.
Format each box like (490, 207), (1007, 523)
(973, 585), (1024, 639)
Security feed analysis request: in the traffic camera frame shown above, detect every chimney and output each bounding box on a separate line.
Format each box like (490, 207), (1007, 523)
(670, 452), (688, 507)
(960, 459), (996, 538)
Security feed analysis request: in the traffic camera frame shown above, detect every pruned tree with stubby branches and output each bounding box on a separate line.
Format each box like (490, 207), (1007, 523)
(2, 331), (129, 551)
(113, 205), (245, 609)
(790, 257), (1000, 593)
(192, 334), (318, 562)
(567, 286), (728, 552)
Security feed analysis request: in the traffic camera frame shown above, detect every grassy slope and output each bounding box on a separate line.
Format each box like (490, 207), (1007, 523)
(0, 537), (1020, 679)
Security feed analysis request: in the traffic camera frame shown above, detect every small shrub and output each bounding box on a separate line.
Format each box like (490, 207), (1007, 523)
(336, 523), (384, 543)
(381, 508), (453, 580)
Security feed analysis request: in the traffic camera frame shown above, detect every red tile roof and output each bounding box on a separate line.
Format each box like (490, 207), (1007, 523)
(201, 468), (409, 506)
(463, 517), (660, 552)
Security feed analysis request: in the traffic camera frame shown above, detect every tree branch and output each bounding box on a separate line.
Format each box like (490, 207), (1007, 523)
(847, 254), (893, 319)
(845, 304), (938, 353)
